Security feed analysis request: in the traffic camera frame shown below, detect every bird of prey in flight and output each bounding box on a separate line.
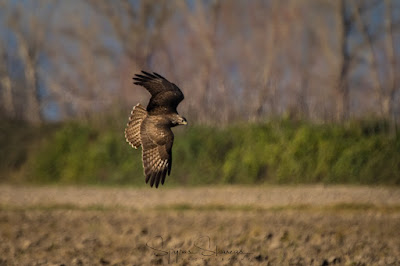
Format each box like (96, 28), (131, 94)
(125, 71), (187, 188)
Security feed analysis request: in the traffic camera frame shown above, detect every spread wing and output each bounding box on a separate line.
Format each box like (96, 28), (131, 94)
(140, 120), (173, 188)
(132, 71), (184, 115)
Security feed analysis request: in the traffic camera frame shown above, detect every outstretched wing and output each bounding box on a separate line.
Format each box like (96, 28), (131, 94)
(132, 71), (184, 115)
(124, 104), (147, 149)
(140, 119), (173, 188)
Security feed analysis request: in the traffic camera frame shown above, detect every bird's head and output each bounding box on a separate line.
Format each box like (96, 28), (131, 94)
(171, 114), (188, 127)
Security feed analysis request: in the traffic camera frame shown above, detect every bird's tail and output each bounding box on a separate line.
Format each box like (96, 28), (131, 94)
(125, 104), (147, 149)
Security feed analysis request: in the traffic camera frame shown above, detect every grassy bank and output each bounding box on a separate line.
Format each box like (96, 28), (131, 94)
(1, 118), (399, 185)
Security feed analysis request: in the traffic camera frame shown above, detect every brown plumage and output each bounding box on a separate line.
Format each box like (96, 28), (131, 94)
(125, 71), (187, 188)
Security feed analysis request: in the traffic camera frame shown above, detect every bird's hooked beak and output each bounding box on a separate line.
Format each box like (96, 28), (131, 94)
(181, 117), (188, 125)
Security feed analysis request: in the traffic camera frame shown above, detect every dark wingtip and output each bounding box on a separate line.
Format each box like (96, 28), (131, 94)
(149, 172), (156, 187)
(134, 71), (164, 81)
(135, 74), (148, 80)
(161, 169), (167, 185)
(133, 76), (146, 81)
(141, 70), (151, 75)
(154, 170), (162, 188)
(141, 70), (157, 78)
(153, 72), (165, 79)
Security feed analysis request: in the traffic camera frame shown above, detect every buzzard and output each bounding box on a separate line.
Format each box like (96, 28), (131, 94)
(124, 71), (187, 188)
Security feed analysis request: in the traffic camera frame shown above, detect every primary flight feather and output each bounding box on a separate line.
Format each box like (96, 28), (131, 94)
(125, 71), (187, 188)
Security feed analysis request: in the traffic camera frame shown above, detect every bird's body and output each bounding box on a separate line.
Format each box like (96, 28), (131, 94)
(125, 71), (187, 188)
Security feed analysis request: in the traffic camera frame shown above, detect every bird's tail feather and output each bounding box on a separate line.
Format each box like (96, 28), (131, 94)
(125, 104), (147, 149)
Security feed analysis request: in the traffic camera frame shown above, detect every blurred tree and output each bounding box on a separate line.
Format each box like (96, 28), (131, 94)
(8, 3), (44, 124)
(336, 0), (352, 122)
(45, 2), (115, 120)
(0, 34), (14, 119)
(383, 0), (399, 124)
(172, 0), (224, 123)
(352, 0), (400, 125)
(0, 0), (398, 124)
(86, 0), (172, 68)
(0, 0), (59, 124)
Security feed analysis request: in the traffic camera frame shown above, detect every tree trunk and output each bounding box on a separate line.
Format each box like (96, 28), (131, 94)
(384, 0), (398, 130)
(336, 0), (351, 122)
(0, 75), (14, 118)
(15, 32), (42, 124)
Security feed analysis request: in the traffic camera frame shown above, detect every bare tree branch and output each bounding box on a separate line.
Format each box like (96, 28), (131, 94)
(384, 0), (398, 123)
(0, 43), (14, 118)
(353, 1), (388, 117)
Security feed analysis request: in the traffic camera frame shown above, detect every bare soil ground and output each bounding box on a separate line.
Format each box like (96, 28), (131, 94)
(0, 185), (399, 265)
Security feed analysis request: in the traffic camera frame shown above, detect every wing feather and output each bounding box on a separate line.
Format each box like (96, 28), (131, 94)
(132, 71), (184, 114)
(140, 119), (173, 188)
(125, 104), (147, 149)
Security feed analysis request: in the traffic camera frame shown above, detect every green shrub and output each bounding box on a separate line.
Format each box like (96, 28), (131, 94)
(1, 118), (399, 186)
